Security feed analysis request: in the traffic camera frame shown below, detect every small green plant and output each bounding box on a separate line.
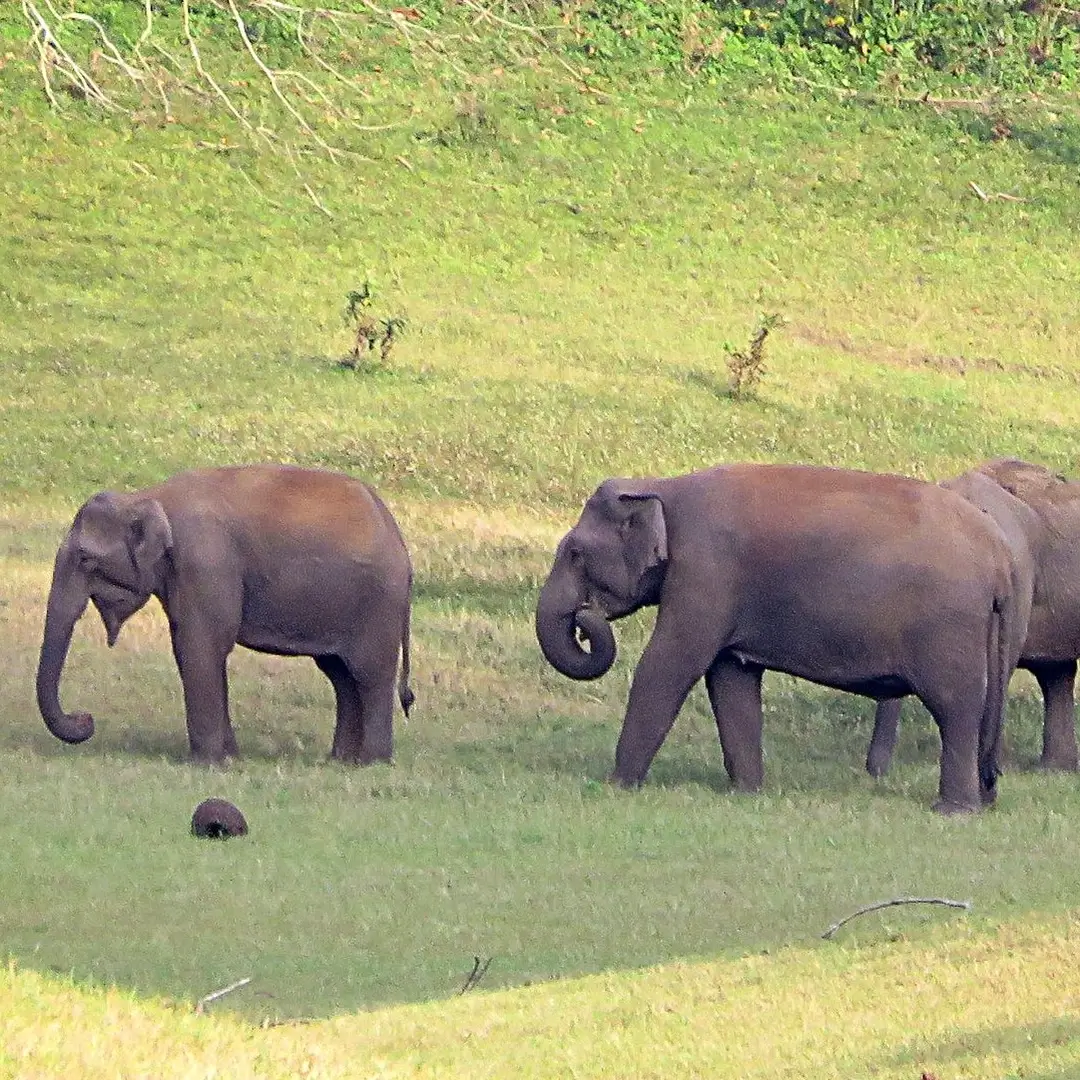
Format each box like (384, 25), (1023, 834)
(725, 312), (784, 399)
(340, 284), (408, 372)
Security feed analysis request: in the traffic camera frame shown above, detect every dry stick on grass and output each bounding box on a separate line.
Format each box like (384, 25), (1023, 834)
(195, 976), (253, 1014)
(457, 0), (592, 89)
(459, 955), (493, 994)
(182, 0), (274, 152)
(22, 0), (118, 109)
(821, 897), (972, 940)
(789, 75), (997, 111)
(225, 0), (352, 164)
(39, 0), (145, 86)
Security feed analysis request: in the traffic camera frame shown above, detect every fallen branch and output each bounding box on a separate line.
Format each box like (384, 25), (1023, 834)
(822, 897), (971, 940)
(788, 75), (996, 112)
(22, 0), (119, 110)
(195, 976), (252, 1013)
(969, 181), (1025, 202)
(459, 955), (493, 994)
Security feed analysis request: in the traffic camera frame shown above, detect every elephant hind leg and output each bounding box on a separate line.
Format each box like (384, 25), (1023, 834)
(1028, 660), (1079, 771)
(315, 654), (394, 765)
(916, 681), (986, 814)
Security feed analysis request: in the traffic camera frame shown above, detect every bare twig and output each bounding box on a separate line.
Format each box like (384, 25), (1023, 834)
(39, 0), (145, 85)
(969, 182), (1025, 202)
(195, 976), (252, 1013)
(23, 0), (119, 110)
(226, 0), (357, 162)
(459, 955), (493, 994)
(788, 75), (996, 111)
(260, 1015), (317, 1028)
(182, 0), (274, 151)
(822, 897), (972, 940)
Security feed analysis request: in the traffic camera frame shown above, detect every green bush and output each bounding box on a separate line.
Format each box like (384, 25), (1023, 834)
(709, 0), (1080, 83)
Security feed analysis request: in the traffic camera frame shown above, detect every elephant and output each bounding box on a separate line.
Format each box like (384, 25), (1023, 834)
(37, 464), (414, 765)
(866, 458), (1080, 778)
(535, 463), (1026, 813)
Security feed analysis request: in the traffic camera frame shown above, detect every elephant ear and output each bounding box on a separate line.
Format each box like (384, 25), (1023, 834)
(129, 498), (173, 592)
(618, 492), (668, 600)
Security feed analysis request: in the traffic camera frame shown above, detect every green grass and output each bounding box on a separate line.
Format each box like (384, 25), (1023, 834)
(4, 11), (1080, 1071)
(6, 911), (1080, 1078)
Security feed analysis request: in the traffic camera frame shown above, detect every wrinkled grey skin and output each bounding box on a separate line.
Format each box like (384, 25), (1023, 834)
(37, 464), (414, 765)
(536, 463), (1025, 814)
(867, 458), (1080, 778)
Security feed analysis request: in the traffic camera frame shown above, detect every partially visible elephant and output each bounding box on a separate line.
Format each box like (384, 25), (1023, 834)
(867, 458), (1080, 778)
(37, 464), (414, 765)
(536, 463), (1025, 813)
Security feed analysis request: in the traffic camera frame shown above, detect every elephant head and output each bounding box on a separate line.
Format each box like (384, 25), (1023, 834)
(536, 480), (668, 681)
(37, 492), (172, 744)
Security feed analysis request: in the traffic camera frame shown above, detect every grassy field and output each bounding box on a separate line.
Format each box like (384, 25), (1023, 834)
(3, 4), (1080, 1072)
(6, 910), (1080, 1078)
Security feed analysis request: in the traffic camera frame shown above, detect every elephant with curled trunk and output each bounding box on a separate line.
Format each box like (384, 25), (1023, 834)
(536, 463), (1026, 814)
(867, 458), (1080, 778)
(37, 464), (414, 765)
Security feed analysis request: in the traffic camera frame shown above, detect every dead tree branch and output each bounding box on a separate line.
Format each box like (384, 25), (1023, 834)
(22, 0), (120, 109)
(459, 955), (493, 994)
(195, 976), (252, 1014)
(822, 897), (972, 940)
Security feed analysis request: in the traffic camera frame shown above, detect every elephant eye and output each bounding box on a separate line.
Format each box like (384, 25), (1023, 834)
(76, 551), (98, 573)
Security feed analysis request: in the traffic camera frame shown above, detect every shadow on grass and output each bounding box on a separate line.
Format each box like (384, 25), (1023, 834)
(889, 1015), (1080, 1075)
(957, 111), (1080, 169)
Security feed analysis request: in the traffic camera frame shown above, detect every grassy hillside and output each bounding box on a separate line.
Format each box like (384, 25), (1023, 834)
(3, 2), (1080, 1070)
(5, 911), (1080, 1078)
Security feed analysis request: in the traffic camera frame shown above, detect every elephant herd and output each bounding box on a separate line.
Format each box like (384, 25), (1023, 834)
(35, 457), (1080, 814)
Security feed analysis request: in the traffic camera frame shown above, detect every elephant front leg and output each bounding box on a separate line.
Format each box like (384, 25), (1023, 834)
(866, 698), (904, 778)
(1031, 660), (1079, 771)
(705, 655), (764, 792)
(610, 625), (717, 787)
(170, 626), (234, 764)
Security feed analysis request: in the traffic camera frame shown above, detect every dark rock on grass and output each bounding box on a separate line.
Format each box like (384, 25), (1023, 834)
(191, 798), (248, 839)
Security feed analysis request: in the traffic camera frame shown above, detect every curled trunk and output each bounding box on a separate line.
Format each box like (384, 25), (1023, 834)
(36, 547), (95, 744)
(536, 577), (617, 680)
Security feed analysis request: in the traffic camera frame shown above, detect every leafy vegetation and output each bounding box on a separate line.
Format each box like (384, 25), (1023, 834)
(3, 0), (1080, 1074)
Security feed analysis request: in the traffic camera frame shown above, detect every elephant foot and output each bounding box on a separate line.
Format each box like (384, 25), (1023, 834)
(865, 751), (891, 779)
(607, 771), (644, 790)
(932, 798), (981, 816)
(189, 749), (232, 768)
(729, 778), (763, 795)
(358, 752), (394, 767)
(330, 748), (394, 767)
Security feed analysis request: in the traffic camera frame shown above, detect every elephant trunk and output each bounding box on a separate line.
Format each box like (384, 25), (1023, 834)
(535, 573), (617, 681)
(36, 546), (95, 744)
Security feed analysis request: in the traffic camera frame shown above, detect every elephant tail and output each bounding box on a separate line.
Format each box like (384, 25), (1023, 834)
(979, 584), (1014, 798)
(398, 603), (415, 718)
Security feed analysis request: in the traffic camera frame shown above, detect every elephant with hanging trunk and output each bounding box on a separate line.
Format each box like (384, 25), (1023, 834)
(37, 464), (414, 765)
(866, 457), (1080, 779)
(536, 463), (1026, 813)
